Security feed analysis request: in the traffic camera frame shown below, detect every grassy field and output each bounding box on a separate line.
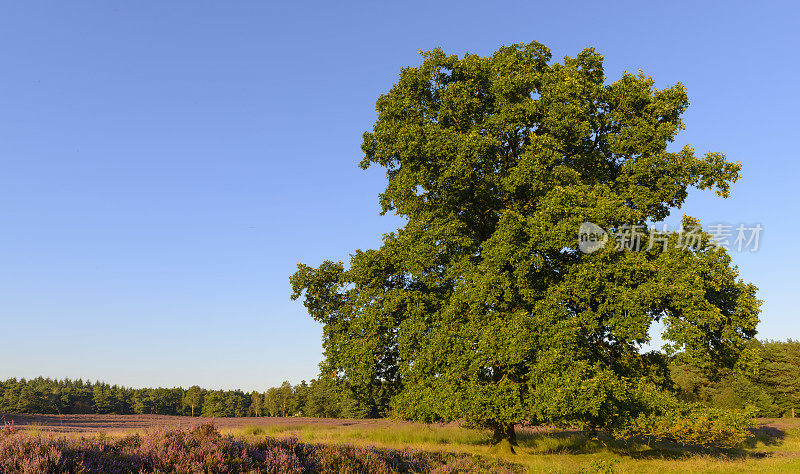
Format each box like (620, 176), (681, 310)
(5, 414), (800, 472)
(225, 419), (800, 473)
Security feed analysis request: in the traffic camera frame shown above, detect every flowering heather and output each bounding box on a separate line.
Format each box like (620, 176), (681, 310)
(0, 424), (518, 473)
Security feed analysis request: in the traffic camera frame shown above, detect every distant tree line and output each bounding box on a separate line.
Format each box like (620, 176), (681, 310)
(0, 377), (373, 419)
(3, 339), (799, 420)
(672, 339), (800, 417)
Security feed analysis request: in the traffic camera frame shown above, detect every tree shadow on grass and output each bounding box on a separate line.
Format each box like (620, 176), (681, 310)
(511, 425), (787, 460)
(745, 425), (785, 448)
(514, 428), (604, 455)
(611, 439), (769, 461)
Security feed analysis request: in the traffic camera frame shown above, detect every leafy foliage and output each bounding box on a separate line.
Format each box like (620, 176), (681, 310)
(616, 383), (755, 448)
(291, 41), (761, 444)
(672, 340), (800, 418)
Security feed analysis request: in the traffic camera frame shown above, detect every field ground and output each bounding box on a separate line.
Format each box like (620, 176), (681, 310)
(4, 414), (800, 473)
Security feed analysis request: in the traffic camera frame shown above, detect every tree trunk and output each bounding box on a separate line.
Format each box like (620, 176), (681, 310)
(490, 423), (517, 454)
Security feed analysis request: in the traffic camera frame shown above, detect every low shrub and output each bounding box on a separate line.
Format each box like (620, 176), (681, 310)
(618, 403), (755, 449)
(0, 424), (517, 473)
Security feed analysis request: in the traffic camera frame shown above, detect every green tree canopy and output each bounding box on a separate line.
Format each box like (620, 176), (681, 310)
(291, 42), (760, 447)
(185, 385), (203, 417)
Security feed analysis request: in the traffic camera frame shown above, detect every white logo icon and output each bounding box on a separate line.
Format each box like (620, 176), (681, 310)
(578, 222), (608, 253)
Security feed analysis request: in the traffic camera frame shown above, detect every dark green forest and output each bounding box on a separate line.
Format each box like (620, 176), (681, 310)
(0, 376), (370, 419)
(672, 339), (800, 418)
(2, 339), (798, 420)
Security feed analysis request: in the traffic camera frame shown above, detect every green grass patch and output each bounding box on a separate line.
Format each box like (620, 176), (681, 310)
(228, 419), (800, 473)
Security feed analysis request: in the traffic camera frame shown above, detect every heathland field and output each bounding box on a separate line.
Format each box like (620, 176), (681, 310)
(3, 414), (800, 473)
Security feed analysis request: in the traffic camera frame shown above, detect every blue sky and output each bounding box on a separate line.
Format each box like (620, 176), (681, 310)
(1, 1), (797, 391)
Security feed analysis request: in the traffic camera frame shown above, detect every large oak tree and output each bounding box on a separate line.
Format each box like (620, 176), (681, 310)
(291, 42), (760, 448)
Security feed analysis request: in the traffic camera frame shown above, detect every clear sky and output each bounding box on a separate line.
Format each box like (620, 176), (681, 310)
(1, 1), (797, 391)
